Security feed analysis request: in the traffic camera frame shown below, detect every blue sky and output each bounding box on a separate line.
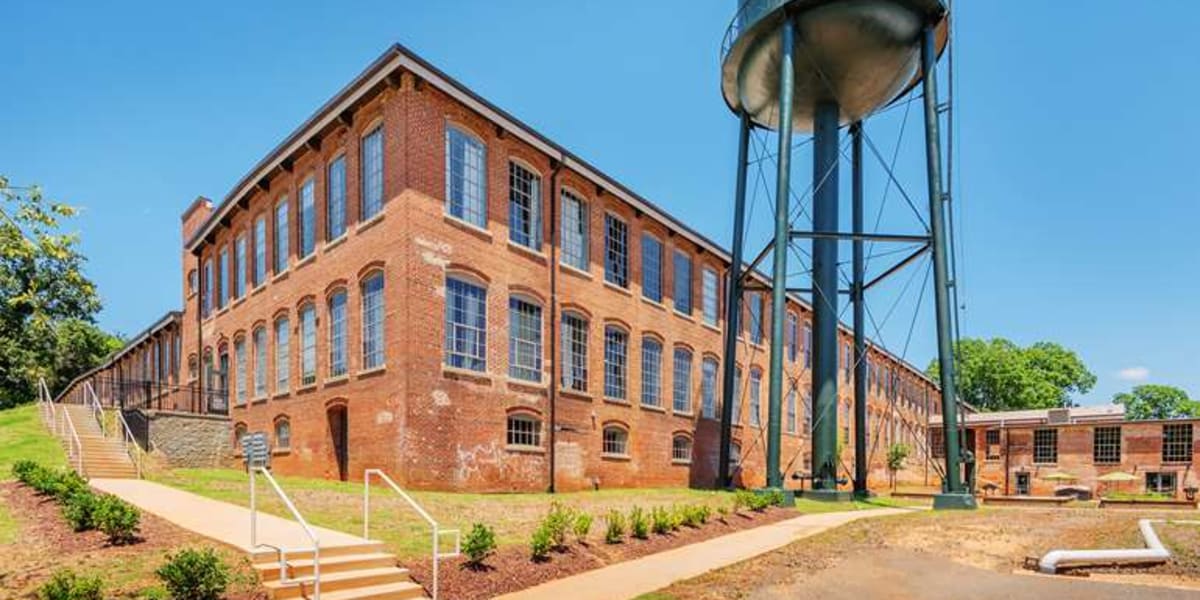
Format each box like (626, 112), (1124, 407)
(3, 1), (1196, 405)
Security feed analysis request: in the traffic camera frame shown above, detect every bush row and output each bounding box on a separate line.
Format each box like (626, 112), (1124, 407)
(36, 548), (230, 600)
(12, 460), (140, 544)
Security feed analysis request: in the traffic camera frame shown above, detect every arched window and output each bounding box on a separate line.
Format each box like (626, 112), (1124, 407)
(748, 368), (762, 427)
(603, 325), (628, 400)
(328, 289), (348, 377)
(701, 357), (718, 419)
(361, 271), (385, 369)
(561, 312), (588, 392)
(602, 425), (629, 457)
(730, 442), (742, 469)
(445, 125), (487, 227)
(672, 347), (693, 414)
(299, 303), (317, 385)
(508, 295), (542, 382)
(252, 326), (268, 399)
(671, 434), (692, 463)
(233, 423), (248, 452)
(274, 417), (291, 450)
(274, 316), (290, 392)
(506, 413), (541, 448)
(445, 275), (487, 371)
(640, 336), (662, 407)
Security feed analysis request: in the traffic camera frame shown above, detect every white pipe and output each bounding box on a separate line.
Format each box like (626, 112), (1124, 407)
(1038, 519), (1199, 574)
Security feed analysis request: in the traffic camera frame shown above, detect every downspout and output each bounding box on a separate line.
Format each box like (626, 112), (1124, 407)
(194, 251), (203, 414)
(1038, 519), (1194, 574)
(1003, 420), (1010, 496)
(547, 157), (563, 494)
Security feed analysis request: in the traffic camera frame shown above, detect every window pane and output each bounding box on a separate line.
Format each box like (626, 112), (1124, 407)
(603, 427), (628, 455)
(786, 389), (796, 433)
(672, 436), (691, 462)
(1093, 426), (1121, 464)
(507, 415), (541, 447)
(275, 318), (290, 392)
(300, 305), (316, 385)
(361, 127), (384, 219)
(234, 339), (246, 406)
(218, 248), (229, 308)
(673, 251), (692, 314)
(642, 234), (662, 302)
(1163, 424), (1193, 463)
(446, 127), (486, 227)
(749, 369), (762, 427)
(508, 297), (542, 381)
(641, 338), (662, 407)
(202, 260), (213, 317)
(561, 314), (588, 391)
(327, 156), (347, 240)
(560, 191), (588, 270)
(299, 178), (316, 257)
(253, 328), (267, 398)
(254, 216), (267, 286)
(702, 268), (720, 327)
(748, 294), (762, 344)
(274, 199), (289, 273)
(234, 235), (246, 298)
(361, 273), (385, 369)
(604, 326), (628, 399)
(445, 277), (487, 371)
(329, 291), (347, 377)
(508, 162), (541, 249)
(701, 358), (717, 419)
(604, 215), (628, 288)
(1033, 429), (1057, 464)
(672, 348), (692, 413)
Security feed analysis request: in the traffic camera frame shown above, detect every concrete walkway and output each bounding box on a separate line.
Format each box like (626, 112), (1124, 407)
(90, 478), (370, 552)
(496, 507), (911, 600)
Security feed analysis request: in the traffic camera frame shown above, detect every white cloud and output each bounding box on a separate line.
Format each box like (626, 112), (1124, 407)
(1116, 366), (1150, 382)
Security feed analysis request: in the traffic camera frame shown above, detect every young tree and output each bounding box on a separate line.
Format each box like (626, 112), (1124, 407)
(886, 443), (910, 491)
(927, 338), (1096, 411)
(0, 176), (115, 407)
(1113, 385), (1198, 421)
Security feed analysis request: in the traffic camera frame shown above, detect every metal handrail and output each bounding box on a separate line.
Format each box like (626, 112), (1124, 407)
(60, 401), (84, 476)
(37, 378), (57, 429)
(82, 382), (106, 436)
(251, 466), (320, 599)
(363, 468), (460, 600)
(85, 382), (143, 478)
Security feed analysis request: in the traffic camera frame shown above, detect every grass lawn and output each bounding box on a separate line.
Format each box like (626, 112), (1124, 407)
(0, 498), (17, 544)
(0, 404), (66, 479)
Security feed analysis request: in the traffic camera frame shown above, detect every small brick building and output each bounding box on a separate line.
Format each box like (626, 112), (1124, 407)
(932, 405), (1200, 499)
(70, 44), (944, 493)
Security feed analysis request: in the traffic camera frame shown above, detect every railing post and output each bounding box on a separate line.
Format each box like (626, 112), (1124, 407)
(363, 470), (370, 539)
(250, 466), (257, 548)
(432, 524), (440, 600)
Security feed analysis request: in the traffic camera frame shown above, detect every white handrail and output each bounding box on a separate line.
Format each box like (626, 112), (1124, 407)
(85, 382), (142, 478)
(83, 382), (106, 436)
(364, 468), (460, 600)
(60, 402), (84, 476)
(251, 467), (320, 599)
(37, 378), (56, 429)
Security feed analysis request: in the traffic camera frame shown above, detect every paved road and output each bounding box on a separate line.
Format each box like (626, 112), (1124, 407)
(751, 548), (1199, 600)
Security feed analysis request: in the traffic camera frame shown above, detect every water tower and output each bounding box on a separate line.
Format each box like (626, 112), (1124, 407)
(716, 0), (974, 509)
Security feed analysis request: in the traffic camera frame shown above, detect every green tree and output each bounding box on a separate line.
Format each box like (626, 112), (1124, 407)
(0, 176), (114, 407)
(1113, 385), (1198, 421)
(885, 443), (910, 491)
(927, 338), (1096, 411)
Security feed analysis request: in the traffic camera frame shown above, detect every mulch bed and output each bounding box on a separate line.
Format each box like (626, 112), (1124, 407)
(0, 481), (266, 599)
(407, 507), (795, 600)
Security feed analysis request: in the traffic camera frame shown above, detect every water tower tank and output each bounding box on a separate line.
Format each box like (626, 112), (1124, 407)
(721, 0), (948, 131)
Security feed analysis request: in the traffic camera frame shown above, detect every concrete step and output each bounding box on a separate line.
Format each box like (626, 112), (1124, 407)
(315, 581), (428, 600)
(256, 552), (400, 580)
(252, 542), (386, 564)
(266, 566), (410, 599)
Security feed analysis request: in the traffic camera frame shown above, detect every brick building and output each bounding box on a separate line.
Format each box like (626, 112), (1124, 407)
(69, 44), (942, 493)
(932, 405), (1200, 499)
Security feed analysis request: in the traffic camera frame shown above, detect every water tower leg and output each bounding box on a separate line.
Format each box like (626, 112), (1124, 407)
(718, 111), (752, 489)
(921, 24), (975, 510)
(809, 97), (847, 502)
(764, 16), (796, 495)
(851, 121), (869, 499)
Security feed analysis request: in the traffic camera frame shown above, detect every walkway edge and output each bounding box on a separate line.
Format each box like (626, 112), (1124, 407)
(495, 506), (911, 600)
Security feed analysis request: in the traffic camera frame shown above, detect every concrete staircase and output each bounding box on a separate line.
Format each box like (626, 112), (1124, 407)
(252, 542), (427, 600)
(60, 403), (139, 479)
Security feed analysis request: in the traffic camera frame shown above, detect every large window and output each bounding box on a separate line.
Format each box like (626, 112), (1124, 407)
(604, 215), (628, 288)
(642, 234), (662, 303)
(274, 317), (290, 393)
(747, 294), (762, 344)
(985, 428), (1001, 460)
(234, 234), (247, 299)
(672, 435), (692, 463)
(673, 250), (692, 315)
(603, 325), (628, 400)
(641, 337), (662, 407)
(446, 126), (486, 227)
(1163, 423), (1193, 463)
(672, 348), (692, 414)
(1093, 426), (1121, 464)
(202, 259), (213, 317)
(930, 427), (945, 459)
(786, 312), (798, 362)
(803, 323), (812, 368)
(361, 272), (385, 369)
(506, 414), (541, 448)
(701, 268), (719, 327)
(508, 162), (541, 249)
(234, 338), (247, 406)
(300, 304), (316, 386)
(561, 313), (588, 392)
(327, 155), (347, 240)
(786, 389), (796, 434)
(701, 357), (718, 419)
(328, 290), (347, 378)
(444, 276), (487, 371)
(361, 126), (384, 220)
(253, 327), (267, 399)
(294, 182), (312, 262)
(508, 296), (542, 382)
(748, 368), (762, 427)
(602, 425), (629, 456)
(804, 394), (813, 432)
(218, 247), (229, 309)
(1033, 428), (1058, 464)
(731, 367), (742, 423)
(560, 191), (588, 271)
(274, 417), (291, 450)
(253, 215), (267, 286)
(274, 198), (289, 274)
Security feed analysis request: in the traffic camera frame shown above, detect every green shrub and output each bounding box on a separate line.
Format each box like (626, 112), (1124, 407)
(461, 523), (497, 567)
(37, 568), (104, 600)
(679, 504), (707, 528)
(572, 512), (593, 542)
(138, 586), (168, 600)
(604, 509), (626, 544)
(629, 506), (649, 540)
(12, 459), (39, 483)
(62, 489), (99, 532)
(542, 502), (574, 550)
(716, 505), (729, 522)
(94, 494), (140, 544)
(732, 489), (755, 513)
(155, 548), (229, 600)
(529, 525), (553, 561)
(650, 506), (671, 535)
(48, 471), (88, 502)
(765, 489), (785, 507)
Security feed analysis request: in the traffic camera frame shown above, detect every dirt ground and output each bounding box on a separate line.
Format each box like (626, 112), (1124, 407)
(0, 482), (263, 599)
(653, 506), (1200, 600)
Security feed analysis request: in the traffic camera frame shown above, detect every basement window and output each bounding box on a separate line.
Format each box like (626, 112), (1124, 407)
(506, 414), (541, 448)
(602, 425), (629, 457)
(672, 435), (692, 463)
(274, 418), (291, 451)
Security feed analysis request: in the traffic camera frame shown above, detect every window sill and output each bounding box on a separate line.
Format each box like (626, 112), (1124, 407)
(603, 397), (632, 407)
(251, 284), (267, 297)
(356, 212), (385, 234)
(507, 241), (547, 263)
(325, 234), (349, 252)
(251, 396), (268, 405)
(216, 306), (230, 317)
(272, 271), (289, 284)
(272, 391), (290, 400)
(231, 296), (247, 309)
(673, 309), (695, 323)
(442, 366), (492, 385)
(641, 296), (667, 311)
(640, 403), (666, 413)
(558, 388), (592, 401)
(559, 263), (593, 281)
(673, 410), (695, 418)
(325, 374), (350, 385)
(295, 253), (317, 270)
(671, 459), (693, 466)
(506, 377), (548, 393)
(357, 365), (387, 378)
(272, 448), (292, 456)
(601, 453), (631, 462)
(506, 444), (546, 455)
(443, 213), (493, 241)
(296, 383), (318, 393)
(603, 280), (632, 297)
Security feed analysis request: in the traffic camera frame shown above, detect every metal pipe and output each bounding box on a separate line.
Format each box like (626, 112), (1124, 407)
(1038, 519), (1194, 574)
(547, 158), (562, 494)
(851, 121), (868, 498)
(765, 15), (797, 490)
(718, 111), (752, 488)
(811, 97), (840, 494)
(921, 23), (968, 503)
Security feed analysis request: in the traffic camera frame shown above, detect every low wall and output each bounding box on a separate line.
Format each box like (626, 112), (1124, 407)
(137, 409), (231, 468)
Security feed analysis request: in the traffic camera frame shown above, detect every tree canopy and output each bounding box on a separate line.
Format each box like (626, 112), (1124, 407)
(1113, 384), (1198, 420)
(927, 338), (1096, 412)
(0, 176), (122, 408)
